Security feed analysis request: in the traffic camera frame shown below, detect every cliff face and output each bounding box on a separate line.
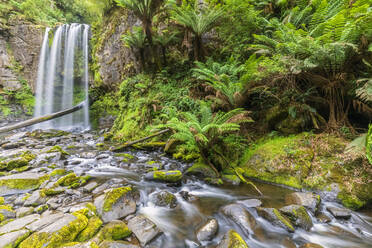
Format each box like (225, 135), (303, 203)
(93, 8), (139, 89)
(0, 19), (43, 93)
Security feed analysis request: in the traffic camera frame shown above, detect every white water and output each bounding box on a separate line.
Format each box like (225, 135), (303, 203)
(33, 24), (90, 130)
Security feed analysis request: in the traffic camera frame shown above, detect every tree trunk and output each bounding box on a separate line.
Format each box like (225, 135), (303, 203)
(194, 36), (204, 61)
(0, 102), (85, 134)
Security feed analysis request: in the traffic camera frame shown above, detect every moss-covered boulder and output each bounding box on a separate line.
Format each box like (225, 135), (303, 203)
(279, 205), (313, 231)
(54, 173), (90, 189)
(0, 172), (49, 195)
(76, 216), (103, 242)
(186, 162), (218, 178)
(94, 186), (136, 223)
(256, 207), (295, 232)
(285, 192), (320, 213)
(18, 213), (88, 248)
(0, 229), (31, 248)
(97, 220), (131, 241)
(151, 191), (177, 208)
(144, 170), (183, 183)
(0, 158), (28, 171)
(216, 229), (249, 248)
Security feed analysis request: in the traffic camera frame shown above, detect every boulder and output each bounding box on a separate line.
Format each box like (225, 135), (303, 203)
(196, 218), (218, 242)
(77, 216), (103, 242)
(97, 220), (131, 241)
(256, 207), (295, 232)
(300, 243), (324, 248)
(0, 229), (30, 248)
(279, 205), (313, 231)
(186, 162), (217, 178)
(25, 212), (64, 232)
(144, 170), (183, 183)
(222, 204), (256, 234)
(24, 190), (46, 207)
(285, 192), (320, 213)
(216, 229), (249, 248)
(151, 191), (177, 208)
(94, 186), (136, 223)
(127, 215), (162, 246)
(326, 206), (351, 219)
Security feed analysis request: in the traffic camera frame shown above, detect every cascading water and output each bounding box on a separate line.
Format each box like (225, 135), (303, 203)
(33, 24), (90, 131)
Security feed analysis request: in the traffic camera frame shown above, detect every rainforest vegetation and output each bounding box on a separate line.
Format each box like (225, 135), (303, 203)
(1, 0), (372, 209)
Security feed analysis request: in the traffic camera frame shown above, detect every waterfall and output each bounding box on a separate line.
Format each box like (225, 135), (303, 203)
(33, 24), (90, 131)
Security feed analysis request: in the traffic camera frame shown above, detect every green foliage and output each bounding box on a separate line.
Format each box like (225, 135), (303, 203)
(366, 124), (372, 164)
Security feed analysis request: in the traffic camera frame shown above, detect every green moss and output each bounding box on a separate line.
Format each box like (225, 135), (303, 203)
(20, 151), (36, 162)
(152, 170), (182, 183)
(186, 162), (217, 178)
(40, 188), (65, 196)
(15, 166), (30, 172)
(103, 186), (132, 212)
(97, 221), (132, 241)
(56, 173), (79, 187)
(36, 204), (48, 214)
(0, 205), (14, 212)
(77, 216), (103, 242)
(46, 145), (70, 157)
(0, 175), (49, 190)
(222, 174), (241, 185)
(4, 229), (30, 248)
(225, 230), (249, 248)
(114, 153), (134, 159)
(1, 158), (28, 171)
(49, 169), (68, 177)
(337, 191), (365, 210)
(0, 197), (4, 205)
(19, 213), (88, 248)
(273, 208), (295, 232)
(90, 242), (100, 248)
(243, 168), (302, 189)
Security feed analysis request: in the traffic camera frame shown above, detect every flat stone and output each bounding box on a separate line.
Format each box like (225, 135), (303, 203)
(285, 192), (320, 213)
(100, 241), (140, 248)
(222, 204), (256, 234)
(94, 187), (137, 223)
(196, 218), (219, 242)
(326, 206), (351, 219)
(16, 207), (34, 218)
(256, 207), (294, 232)
(1, 142), (24, 150)
(279, 205), (313, 231)
(26, 211), (64, 232)
(0, 172), (47, 196)
(216, 229), (248, 248)
(0, 214), (40, 234)
(0, 229), (30, 247)
(24, 190), (46, 207)
(83, 181), (98, 193)
(127, 215), (162, 246)
(239, 199), (262, 208)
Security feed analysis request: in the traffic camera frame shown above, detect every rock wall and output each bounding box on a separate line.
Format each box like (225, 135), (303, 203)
(0, 19), (44, 93)
(94, 8), (139, 89)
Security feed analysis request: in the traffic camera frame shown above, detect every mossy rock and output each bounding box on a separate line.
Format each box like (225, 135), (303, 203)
(222, 174), (241, 185)
(18, 213), (88, 248)
(0, 173), (49, 194)
(27, 130), (69, 140)
(46, 146), (70, 158)
(145, 170), (183, 183)
(76, 216), (103, 242)
(1, 158), (28, 171)
(49, 169), (68, 177)
(279, 205), (313, 231)
(97, 220), (132, 241)
(103, 186), (132, 212)
(186, 162), (217, 178)
(217, 229), (249, 248)
(55, 173), (79, 187)
(256, 207), (295, 232)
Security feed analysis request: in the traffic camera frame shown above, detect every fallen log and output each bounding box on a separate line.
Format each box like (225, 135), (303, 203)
(0, 101), (85, 134)
(112, 129), (170, 152)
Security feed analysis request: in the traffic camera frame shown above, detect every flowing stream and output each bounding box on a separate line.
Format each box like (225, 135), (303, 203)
(33, 24), (90, 131)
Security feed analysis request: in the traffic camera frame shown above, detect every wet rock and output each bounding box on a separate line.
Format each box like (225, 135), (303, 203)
(144, 170), (183, 183)
(25, 212), (64, 232)
(18, 213), (88, 247)
(222, 204), (256, 234)
(299, 243), (323, 248)
(77, 216), (103, 242)
(285, 192), (320, 213)
(239, 199), (262, 208)
(279, 205), (313, 231)
(80, 152), (97, 159)
(46, 197), (60, 210)
(0, 229), (30, 247)
(94, 186), (137, 223)
(222, 174), (241, 185)
(97, 220), (131, 241)
(16, 207), (34, 218)
(196, 218), (218, 242)
(216, 229), (249, 248)
(1, 142), (24, 150)
(0, 206), (16, 219)
(316, 212), (332, 223)
(0, 214), (40, 234)
(127, 215), (162, 246)
(326, 206), (351, 219)
(83, 181), (99, 193)
(256, 207), (295, 232)
(99, 241), (140, 248)
(281, 237), (297, 248)
(179, 191), (199, 202)
(24, 190), (46, 207)
(186, 162), (217, 178)
(0, 172), (49, 196)
(97, 154), (110, 160)
(151, 191), (177, 208)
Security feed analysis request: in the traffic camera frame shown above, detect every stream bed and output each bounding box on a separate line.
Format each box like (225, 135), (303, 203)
(0, 129), (371, 248)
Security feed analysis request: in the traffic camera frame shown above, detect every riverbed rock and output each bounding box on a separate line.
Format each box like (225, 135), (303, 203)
(77, 216), (103, 242)
(99, 240), (140, 248)
(18, 213), (88, 248)
(16, 207), (34, 218)
(0, 205), (16, 219)
(326, 206), (351, 219)
(239, 199), (262, 208)
(256, 207), (295, 232)
(144, 170), (183, 183)
(151, 191), (177, 208)
(216, 229), (249, 248)
(24, 190), (46, 207)
(94, 186), (137, 223)
(279, 205), (313, 231)
(0, 172), (49, 196)
(186, 162), (217, 178)
(97, 220), (131, 241)
(25, 212), (65, 232)
(0, 229), (31, 247)
(196, 218), (219, 242)
(285, 192), (320, 213)
(127, 215), (162, 246)
(0, 214), (40, 234)
(222, 204), (256, 234)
